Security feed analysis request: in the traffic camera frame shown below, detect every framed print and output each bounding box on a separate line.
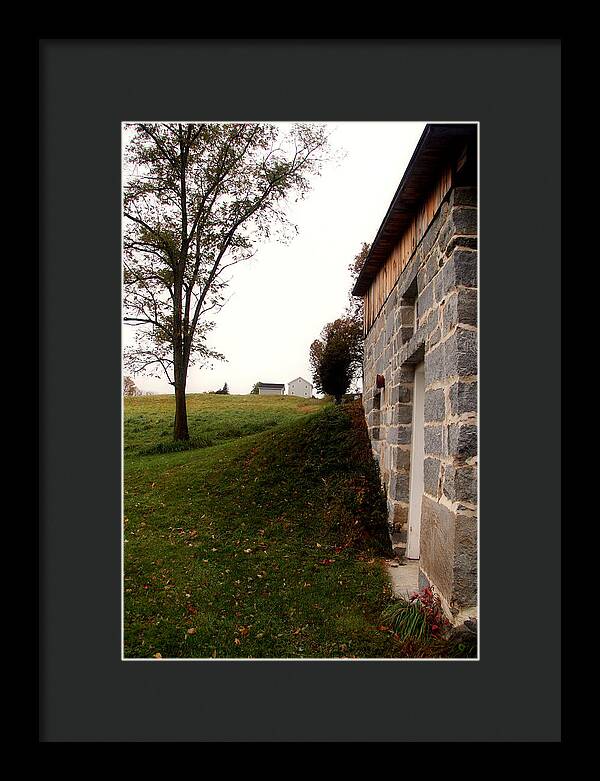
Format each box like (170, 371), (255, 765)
(39, 38), (561, 742)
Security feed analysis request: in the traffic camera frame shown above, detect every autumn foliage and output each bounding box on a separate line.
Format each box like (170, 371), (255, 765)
(309, 317), (363, 403)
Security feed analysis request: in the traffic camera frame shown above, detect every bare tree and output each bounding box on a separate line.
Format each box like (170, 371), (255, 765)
(345, 241), (370, 324)
(123, 375), (141, 397)
(124, 123), (331, 439)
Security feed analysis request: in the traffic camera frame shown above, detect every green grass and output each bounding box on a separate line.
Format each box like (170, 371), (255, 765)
(124, 393), (319, 454)
(124, 393), (409, 658)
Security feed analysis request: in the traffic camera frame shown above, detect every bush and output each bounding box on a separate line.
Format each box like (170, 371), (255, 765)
(381, 587), (478, 658)
(382, 586), (450, 641)
(382, 599), (429, 641)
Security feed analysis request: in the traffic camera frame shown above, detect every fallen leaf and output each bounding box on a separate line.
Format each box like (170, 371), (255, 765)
(153, 652), (162, 658)
(187, 628), (197, 635)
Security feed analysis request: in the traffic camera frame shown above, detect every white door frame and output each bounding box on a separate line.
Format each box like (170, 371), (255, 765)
(406, 362), (425, 560)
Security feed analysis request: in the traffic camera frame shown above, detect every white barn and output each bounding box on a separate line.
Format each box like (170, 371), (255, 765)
(288, 377), (313, 398)
(258, 382), (285, 396)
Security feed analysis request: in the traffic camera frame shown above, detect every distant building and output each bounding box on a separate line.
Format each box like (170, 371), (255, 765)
(288, 377), (313, 398)
(257, 382), (285, 396)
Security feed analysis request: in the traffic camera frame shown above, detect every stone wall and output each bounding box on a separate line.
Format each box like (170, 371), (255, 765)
(362, 185), (477, 616)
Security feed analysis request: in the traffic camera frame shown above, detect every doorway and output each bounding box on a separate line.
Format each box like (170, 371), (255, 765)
(407, 362), (425, 560)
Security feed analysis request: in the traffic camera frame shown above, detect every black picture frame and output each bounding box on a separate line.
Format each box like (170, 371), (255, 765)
(39, 38), (561, 742)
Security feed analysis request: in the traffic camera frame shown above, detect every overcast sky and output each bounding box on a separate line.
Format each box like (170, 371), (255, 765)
(122, 122), (426, 396)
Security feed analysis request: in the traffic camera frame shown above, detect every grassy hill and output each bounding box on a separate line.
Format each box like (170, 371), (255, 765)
(123, 393), (476, 658)
(124, 392), (323, 454)
(123, 393), (400, 658)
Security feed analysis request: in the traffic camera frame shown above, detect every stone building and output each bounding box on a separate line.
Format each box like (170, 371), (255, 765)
(352, 123), (478, 622)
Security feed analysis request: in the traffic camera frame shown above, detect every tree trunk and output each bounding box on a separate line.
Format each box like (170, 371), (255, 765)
(173, 379), (189, 440)
(335, 394), (342, 405)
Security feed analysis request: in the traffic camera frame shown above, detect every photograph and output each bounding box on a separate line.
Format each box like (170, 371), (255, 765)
(121, 120), (479, 660)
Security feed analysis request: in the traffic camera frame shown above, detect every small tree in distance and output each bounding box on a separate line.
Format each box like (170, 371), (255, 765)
(124, 376), (142, 397)
(213, 382), (229, 395)
(309, 318), (363, 404)
(250, 382), (260, 394)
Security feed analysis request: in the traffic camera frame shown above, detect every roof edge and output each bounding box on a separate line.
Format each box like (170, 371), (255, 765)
(352, 123), (477, 297)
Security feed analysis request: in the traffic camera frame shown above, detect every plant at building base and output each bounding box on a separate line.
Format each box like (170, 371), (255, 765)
(309, 317), (363, 404)
(123, 122), (332, 440)
(250, 382), (260, 394)
(381, 586), (450, 641)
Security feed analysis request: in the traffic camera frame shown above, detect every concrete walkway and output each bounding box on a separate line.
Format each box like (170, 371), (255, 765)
(386, 559), (420, 598)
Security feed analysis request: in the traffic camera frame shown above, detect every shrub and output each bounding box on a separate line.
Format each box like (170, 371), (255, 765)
(382, 586), (450, 641)
(382, 599), (429, 641)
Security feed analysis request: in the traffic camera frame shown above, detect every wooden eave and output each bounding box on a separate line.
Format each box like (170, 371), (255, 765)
(352, 123), (477, 297)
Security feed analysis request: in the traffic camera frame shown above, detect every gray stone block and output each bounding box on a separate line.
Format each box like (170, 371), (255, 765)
(444, 328), (477, 378)
(394, 425), (412, 444)
(442, 465), (456, 501)
(391, 446), (411, 470)
(419, 496), (455, 601)
(424, 424), (443, 455)
(424, 389), (445, 422)
(448, 423), (478, 459)
(417, 282), (434, 318)
(386, 310), (395, 341)
(451, 249), (478, 288)
(424, 343), (444, 385)
(457, 287), (477, 326)
(449, 381), (478, 415)
(452, 514), (477, 606)
(455, 466), (477, 504)
(442, 289), (476, 333)
(425, 251), (442, 287)
(443, 464), (476, 503)
(424, 457), (441, 496)
(395, 366), (415, 384)
(451, 187), (477, 207)
(389, 472), (410, 501)
(396, 385), (412, 403)
(436, 249), (477, 303)
(393, 403), (413, 424)
(445, 235), (477, 257)
(399, 326), (413, 344)
(452, 206), (477, 236)
(426, 327), (441, 349)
